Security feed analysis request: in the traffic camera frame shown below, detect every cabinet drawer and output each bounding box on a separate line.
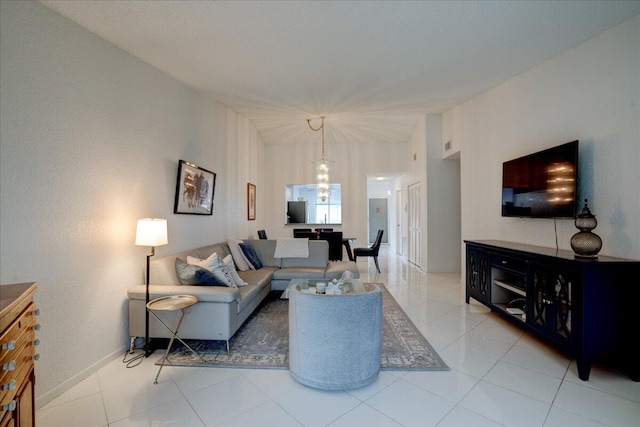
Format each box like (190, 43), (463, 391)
(490, 253), (526, 273)
(0, 304), (37, 367)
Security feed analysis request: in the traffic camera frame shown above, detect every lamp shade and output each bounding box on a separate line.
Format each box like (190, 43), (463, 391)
(135, 218), (168, 247)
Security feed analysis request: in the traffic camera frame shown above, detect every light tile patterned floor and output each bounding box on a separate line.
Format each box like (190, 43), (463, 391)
(37, 246), (640, 426)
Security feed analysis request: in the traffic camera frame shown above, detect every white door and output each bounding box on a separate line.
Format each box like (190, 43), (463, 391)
(408, 183), (421, 266)
(395, 189), (403, 255)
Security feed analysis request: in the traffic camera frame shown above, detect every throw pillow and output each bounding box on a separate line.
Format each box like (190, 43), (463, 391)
(223, 254), (249, 287)
(186, 253), (237, 288)
(239, 242), (263, 269)
(227, 239), (252, 271)
(175, 258), (227, 286)
(186, 251), (217, 271)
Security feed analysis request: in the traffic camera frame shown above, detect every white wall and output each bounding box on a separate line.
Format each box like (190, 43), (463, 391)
(401, 115), (460, 272)
(426, 115), (461, 272)
(262, 139), (408, 248)
(454, 15), (640, 273)
(0, 1), (262, 405)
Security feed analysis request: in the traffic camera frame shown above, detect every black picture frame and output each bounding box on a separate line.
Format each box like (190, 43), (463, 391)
(173, 160), (216, 215)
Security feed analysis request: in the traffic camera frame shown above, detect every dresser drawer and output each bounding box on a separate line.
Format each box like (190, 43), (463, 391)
(0, 304), (37, 367)
(490, 253), (526, 273)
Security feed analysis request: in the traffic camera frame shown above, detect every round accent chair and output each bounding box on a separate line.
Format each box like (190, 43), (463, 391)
(288, 283), (382, 390)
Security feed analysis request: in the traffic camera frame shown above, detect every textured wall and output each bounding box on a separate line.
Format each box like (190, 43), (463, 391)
(0, 1), (260, 405)
(262, 139), (409, 247)
(453, 16), (640, 265)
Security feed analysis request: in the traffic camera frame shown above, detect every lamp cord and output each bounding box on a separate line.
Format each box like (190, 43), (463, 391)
(122, 346), (144, 368)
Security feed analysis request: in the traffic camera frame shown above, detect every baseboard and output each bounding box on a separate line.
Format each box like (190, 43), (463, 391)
(35, 345), (128, 410)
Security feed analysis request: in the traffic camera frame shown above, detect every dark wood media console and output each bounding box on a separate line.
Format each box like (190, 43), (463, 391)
(465, 240), (639, 381)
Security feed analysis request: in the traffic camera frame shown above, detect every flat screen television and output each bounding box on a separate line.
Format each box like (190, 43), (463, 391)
(501, 140), (578, 218)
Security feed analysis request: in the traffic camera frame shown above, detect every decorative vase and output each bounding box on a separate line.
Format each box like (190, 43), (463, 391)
(570, 199), (602, 258)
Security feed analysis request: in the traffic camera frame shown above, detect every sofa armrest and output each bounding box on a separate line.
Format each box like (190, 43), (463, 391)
(127, 284), (241, 303)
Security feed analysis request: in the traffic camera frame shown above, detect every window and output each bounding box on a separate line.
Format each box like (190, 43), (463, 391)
(285, 184), (341, 224)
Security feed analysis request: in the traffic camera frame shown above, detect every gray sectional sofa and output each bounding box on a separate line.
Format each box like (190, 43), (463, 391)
(127, 239), (358, 352)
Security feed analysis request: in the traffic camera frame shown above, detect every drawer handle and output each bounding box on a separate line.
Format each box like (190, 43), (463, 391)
(502, 260), (508, 265)
(2, 401), (16, 412)
(1, 380), (16, 391)
(1, 340), (15, 351)
(33, 323), (41, 331)
(31, 308), (40, 316)
(31, 354), (40, 361)
(2, 361), (16, 371)
(32, 339), (40, 346)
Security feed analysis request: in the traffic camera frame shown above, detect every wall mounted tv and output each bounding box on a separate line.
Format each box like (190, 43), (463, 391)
(501, 140), (578, 218)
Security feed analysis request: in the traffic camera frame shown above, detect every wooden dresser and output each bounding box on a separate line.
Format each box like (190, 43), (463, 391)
(1, 283), (38, 427)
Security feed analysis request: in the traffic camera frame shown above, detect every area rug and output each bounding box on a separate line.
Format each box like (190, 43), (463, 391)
(157, 283), (449, 371)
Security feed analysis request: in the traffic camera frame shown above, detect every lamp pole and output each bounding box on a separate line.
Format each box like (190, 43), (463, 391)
(144, 246), (155, 357)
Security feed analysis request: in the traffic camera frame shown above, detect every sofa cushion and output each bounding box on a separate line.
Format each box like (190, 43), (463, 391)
(272, 267), (327, 281)
(240, 242), (263, 269)
(238, 267), (277, 291)
(249, 240), (281, 268)
(281, 240), (329, 268)
(175, 258), (229, 286)
(227, 239), (252, 271)
(195, 243), (232, 260)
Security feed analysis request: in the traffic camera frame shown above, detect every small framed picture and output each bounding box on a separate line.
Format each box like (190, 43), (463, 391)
(174, 160), (216, 215)
(247, 183), (256, 220)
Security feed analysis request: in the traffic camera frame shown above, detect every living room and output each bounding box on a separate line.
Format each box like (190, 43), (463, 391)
(1, 1), (639, 425)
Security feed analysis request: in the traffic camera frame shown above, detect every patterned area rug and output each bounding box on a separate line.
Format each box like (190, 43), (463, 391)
(157, 283), (449, 371)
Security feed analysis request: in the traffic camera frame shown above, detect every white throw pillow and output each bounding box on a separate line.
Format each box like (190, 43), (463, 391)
(227, 239), (252, 271)
(186, 253), (236, 288)
(223, 254), (249, 287)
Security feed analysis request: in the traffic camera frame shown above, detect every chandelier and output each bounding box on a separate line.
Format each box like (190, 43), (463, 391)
(307, 116), (333, 201)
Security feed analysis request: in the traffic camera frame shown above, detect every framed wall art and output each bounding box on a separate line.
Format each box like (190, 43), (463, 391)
(247, 183), (256, 220)
(174, 160), (216, 215)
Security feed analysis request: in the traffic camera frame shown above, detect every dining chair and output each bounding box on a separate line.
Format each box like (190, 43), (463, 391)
(353, 229), (384, 273)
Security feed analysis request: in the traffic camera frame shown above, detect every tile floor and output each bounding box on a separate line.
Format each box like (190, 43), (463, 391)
(37, 246), (640, 426)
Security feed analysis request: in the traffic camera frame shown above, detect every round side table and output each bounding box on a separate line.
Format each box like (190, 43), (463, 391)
(146, 295), (206, 384)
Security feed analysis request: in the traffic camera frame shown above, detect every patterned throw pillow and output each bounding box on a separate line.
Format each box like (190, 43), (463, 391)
(175, 258), (227, 286)
(186, 253), (237, 288)
(223, 254), (249, 287)
(239, 242), (263, 269)
(227, 239), (252, 271)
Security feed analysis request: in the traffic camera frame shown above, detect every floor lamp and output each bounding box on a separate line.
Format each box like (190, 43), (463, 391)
(135, 218), (168, 357)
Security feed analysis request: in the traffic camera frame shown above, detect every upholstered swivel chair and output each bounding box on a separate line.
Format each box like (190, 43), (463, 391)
(288, 283), (382, 390)
(353, 229), (384, 273)
(257, 229), (267, 239)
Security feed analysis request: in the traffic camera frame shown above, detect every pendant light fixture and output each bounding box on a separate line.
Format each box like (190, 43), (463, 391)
(307, 116), (333, 201)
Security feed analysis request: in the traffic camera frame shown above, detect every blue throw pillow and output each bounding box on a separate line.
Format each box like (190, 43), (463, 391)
(239, 242), (263, 269)
(175, 258), (227, 286)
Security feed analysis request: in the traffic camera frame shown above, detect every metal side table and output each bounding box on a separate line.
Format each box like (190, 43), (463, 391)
(146, 295), (206, 384)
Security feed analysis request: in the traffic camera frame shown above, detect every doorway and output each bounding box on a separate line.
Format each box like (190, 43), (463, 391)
(368, 198), (388, 244)
(395, 188), (403, 255)
(407, 182), (420, 266)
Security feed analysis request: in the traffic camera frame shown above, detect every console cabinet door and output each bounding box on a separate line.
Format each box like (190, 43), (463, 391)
(529, 262), (574, 350)
(466, 246), (490, 305)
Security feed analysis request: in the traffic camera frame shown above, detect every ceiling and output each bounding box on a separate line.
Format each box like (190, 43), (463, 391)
(40, 1), (639, 148)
